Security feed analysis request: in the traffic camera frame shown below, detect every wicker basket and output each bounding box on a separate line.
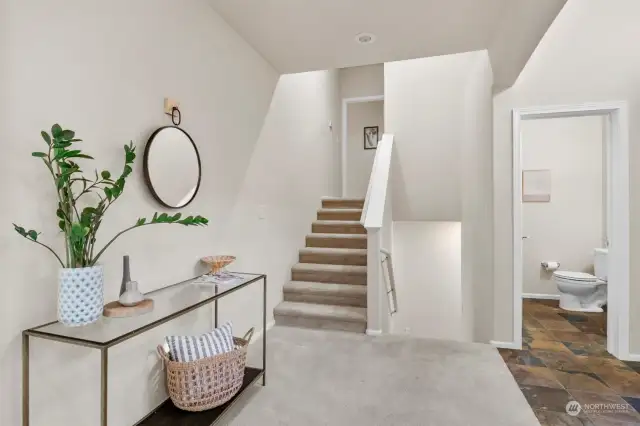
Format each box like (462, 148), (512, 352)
(157, 328), (254, 412)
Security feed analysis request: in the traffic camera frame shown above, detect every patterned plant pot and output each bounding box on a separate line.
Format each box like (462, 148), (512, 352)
(58, 266), (104, 326)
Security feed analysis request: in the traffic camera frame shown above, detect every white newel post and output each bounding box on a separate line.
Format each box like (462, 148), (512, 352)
(366, 228), (383, 336)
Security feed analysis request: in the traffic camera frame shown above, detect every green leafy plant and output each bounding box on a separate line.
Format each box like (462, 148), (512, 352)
(13, 124), (208, 268)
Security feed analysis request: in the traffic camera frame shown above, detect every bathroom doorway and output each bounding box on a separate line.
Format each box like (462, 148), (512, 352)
(512, 102), (630, 360)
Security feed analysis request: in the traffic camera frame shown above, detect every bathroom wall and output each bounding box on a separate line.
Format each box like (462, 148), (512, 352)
(391, 221), (463, 341)
(346, 100), (384, 197)
(522, 116), (604, 296)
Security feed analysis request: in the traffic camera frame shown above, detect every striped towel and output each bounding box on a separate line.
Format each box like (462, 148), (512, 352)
(165, 321), (234, 362)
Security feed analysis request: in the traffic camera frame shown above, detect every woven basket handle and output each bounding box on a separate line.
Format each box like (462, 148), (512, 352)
(157, 345), (171, 363)
(242, 327), (255, 343)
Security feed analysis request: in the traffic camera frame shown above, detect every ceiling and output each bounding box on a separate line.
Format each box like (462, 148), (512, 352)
(209, 0), (511, 73)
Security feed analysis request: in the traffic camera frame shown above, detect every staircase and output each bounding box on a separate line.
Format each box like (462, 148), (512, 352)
(274, 197), (367, 333)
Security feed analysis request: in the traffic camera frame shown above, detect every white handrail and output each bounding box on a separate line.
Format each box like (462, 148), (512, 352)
(381, 248), (398, 314)
(361, 134), (394, 229)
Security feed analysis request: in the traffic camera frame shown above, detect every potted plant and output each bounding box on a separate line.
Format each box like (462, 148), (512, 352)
(13, 124), (208, 326)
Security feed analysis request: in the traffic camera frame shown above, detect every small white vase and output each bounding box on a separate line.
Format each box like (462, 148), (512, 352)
(58, 265), (104, 326)
(119, 281), (144, 307)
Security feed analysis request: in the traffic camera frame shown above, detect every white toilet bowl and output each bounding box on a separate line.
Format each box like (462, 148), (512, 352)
(554, 271), (607, 312)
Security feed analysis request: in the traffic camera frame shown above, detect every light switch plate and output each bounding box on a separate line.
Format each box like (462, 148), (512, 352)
(164, 98), (180, 114)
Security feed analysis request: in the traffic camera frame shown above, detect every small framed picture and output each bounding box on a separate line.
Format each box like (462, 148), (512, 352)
(364, 126), (379, 150)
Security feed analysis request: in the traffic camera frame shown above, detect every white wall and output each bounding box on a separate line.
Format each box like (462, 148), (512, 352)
(391, 222), (463, 341)
(385, 52), (479, 222)
(460, 51), (494, 343)
(384, 50), (494, 343)
(0, 1), (341, 425)
(339, 64), (384, 99)
(522, 116), (604, 296)
(346, 101), (384, 197)
(492, 0), (640, 351)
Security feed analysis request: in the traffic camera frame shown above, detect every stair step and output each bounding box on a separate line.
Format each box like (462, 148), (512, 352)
(274, 301), (366, 333)
(291, 263), (367, 285)
(284, 281), (366, 307)
(299, 247), (367, 266)
(321, 197), (365, 210)
(317, 208), (362, 221)
(306, 233), (367, 249)
(312, 220), (366, 235)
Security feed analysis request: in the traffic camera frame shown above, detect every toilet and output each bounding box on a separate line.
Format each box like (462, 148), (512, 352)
(554, 248), (608, 312)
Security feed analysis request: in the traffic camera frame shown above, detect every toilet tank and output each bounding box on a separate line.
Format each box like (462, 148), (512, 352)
(594, 248), (608, 281)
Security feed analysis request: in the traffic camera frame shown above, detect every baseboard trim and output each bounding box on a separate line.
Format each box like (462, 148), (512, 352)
(623, 353), (640, 362)
(490, 340), (522, 350)
(366, 329), (382, 336)
(250, 320), (275, 344)
(523, 293), (561, 300)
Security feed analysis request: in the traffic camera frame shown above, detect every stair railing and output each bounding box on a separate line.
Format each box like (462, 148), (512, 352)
(360, 133), (395, 335)
(380, 248), (397, 315)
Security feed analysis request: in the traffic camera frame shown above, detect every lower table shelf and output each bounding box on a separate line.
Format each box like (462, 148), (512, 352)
(137, 367), (264, 426)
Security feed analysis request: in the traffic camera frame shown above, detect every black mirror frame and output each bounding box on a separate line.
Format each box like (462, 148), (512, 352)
(143, 126), (202, 209)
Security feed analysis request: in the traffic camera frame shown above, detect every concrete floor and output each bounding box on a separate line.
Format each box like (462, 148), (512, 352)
(224, 326), (539, 426)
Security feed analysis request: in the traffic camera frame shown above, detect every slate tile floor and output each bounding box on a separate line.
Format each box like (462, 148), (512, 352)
(500, 300), (640, 425)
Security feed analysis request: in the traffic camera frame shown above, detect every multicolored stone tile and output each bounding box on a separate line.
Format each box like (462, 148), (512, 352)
(562, 341), (612, 358)
(551, 370), (615, 394)
(520, 385), (574, 412)
(578, 356), (634, 374)
(534, 410), (595, 426)
(593, 367), (640, 398)
(624, 361), (640, 374)
(499, 348), (546, 367)
(538, 319), (582, 332)
(558, 312), (590, 323)
(569, 321), (605, 335)
(623, 396), (640, 413)
(586, 334), (607, 346)
(502, 300), (640, 423)
(552, 331), (598, 344)
(524, 316), (545, 330)
(532, 349), (592, 373)
(527, 339), (571, 353)
(532, 310), (567, 321)
(507, 364), (564, 389)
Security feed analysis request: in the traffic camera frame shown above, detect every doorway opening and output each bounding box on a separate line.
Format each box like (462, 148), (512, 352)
(341, 95), (384, 198)
(512, 102), (630, 360)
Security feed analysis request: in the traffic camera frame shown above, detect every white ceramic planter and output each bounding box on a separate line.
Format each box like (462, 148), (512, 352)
(58, 265), (104, 326)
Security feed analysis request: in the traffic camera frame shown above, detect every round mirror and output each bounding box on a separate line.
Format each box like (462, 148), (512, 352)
(143, 126), (201, 208)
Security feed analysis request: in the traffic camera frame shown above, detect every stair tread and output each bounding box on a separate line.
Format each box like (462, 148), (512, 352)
(274, 301), (366, 323)
(313, 220), (362, 225)
(318, 208), (363, 213)
(292, 263), (367, 274)
(321, 197), (365, 202)
(299, 247), (367, 255)
(307, 233), (366, 239)
(284, 281), (366, 297)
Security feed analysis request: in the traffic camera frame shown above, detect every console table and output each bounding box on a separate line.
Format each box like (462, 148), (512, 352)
(22, 272), (267, 426)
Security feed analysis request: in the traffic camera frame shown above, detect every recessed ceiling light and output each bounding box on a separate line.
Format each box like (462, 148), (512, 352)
(355, 33), (377, 45)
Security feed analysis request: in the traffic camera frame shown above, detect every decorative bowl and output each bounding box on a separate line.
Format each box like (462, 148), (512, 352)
(201, 255), (236, 274)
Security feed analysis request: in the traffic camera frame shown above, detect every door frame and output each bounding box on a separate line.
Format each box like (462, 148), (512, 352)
(341, 95), (385, 197)
(511, 101), (630, 359)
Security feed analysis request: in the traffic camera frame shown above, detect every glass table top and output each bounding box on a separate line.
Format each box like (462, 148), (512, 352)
(27, 272), (264, 347)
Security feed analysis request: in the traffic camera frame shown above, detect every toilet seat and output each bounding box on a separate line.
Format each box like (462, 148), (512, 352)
(554, 271), (597, 282)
